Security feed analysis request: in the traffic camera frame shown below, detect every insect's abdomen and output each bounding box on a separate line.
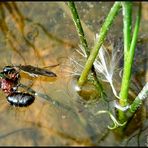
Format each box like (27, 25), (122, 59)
(7, 92), (35, 107)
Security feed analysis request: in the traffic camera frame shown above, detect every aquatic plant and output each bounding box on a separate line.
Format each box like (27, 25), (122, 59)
(118, 2), (142, 122)
(68, 1), (146, 132)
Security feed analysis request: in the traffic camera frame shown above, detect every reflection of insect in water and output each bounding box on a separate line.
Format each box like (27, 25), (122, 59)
(0, 65), (57, 107)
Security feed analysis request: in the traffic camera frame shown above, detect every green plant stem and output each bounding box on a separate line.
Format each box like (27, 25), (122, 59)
(122, 2), (132, 54)
(119, 3), (141, 122)
(127, 82), (148, 118)
(78, 2), (121, 86)
(119, 2), (132, 107)
(67, 1), (89, 55)
(68, 1), (105, 96)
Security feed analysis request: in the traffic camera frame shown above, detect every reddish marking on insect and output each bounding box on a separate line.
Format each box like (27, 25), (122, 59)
(2, 66), (20, 82)
(0, 78), (17, 95)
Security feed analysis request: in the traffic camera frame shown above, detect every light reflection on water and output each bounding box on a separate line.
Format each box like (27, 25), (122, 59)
(0, 2), (147, 146)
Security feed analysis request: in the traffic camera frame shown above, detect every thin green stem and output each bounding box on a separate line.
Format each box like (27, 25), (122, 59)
(119, 3), (141, 122)
(67, 1), (89, 55)
(68, 1), (105, 96)
(78, 2), (121, 86)
(127, 82), (148, 118)
(122, 2), (132, 54)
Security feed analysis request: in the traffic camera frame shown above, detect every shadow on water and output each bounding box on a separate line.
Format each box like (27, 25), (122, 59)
(0, 2), (147, 146)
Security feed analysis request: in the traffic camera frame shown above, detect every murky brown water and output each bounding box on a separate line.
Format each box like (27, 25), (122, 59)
(0, 2), (147, 146)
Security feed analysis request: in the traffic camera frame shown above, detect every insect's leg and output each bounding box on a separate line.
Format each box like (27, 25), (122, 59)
(18, 83), (36, 95)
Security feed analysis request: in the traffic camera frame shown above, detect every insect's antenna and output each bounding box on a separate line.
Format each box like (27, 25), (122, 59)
(42, 63), (60, 69)
(11, 63), (19, 67)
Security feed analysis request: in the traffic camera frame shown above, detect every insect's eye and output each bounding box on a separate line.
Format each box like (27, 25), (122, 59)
(3, 66), (16, 74)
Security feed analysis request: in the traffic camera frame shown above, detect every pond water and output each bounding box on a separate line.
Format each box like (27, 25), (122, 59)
(0, 2), (147, 146)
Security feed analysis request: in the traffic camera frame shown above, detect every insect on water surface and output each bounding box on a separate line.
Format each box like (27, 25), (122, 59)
(7, 92), (35, 107)
(0, 65), (57, 107)
(0, 66), (21, 94)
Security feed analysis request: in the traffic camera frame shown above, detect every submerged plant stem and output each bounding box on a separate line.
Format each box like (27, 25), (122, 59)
(78, 2), (121, 86)
(118, 3), (141, 122)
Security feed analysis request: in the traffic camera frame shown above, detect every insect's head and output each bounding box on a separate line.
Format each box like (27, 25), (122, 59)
(2, 66), (20, 81)
(3, 66), (17, 75)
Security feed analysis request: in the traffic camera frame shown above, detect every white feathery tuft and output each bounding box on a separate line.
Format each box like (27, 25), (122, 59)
(93, 45), (121, 99)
